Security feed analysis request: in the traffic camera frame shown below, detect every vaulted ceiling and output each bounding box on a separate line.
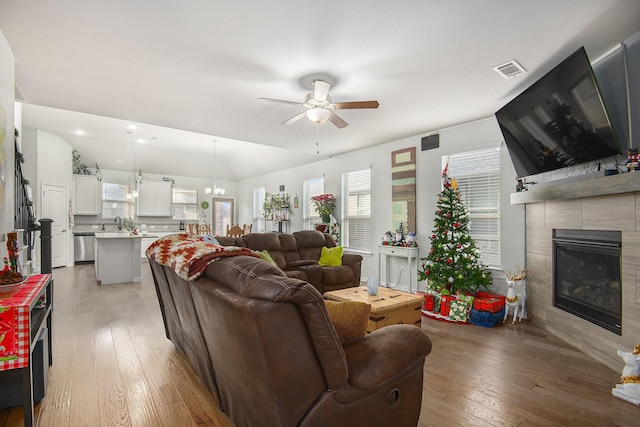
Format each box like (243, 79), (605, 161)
(2, 1), (639, 180)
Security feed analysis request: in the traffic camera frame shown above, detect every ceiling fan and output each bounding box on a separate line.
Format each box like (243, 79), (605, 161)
(259, 79), (379, 128)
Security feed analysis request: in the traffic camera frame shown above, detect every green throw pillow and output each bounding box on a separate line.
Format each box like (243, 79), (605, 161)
(318, 246), (343, 267)
(255, 250), (277, 267)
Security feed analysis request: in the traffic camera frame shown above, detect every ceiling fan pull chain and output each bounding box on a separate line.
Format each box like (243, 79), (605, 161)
(315, 123), (320, 154)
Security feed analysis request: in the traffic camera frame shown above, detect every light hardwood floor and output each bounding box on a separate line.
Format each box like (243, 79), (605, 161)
(1, 263), (638, 426)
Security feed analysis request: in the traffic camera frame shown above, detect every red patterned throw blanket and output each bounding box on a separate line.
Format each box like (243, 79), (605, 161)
(145, 234), (259, 280)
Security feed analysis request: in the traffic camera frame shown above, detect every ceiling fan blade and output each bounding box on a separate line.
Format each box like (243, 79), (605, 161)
(282, 111), (306, 125)
(328, 111), (349, 128)
(333, 100), (379, 110)
(313, 80), (330, 102)
(258, 97), (303, 106)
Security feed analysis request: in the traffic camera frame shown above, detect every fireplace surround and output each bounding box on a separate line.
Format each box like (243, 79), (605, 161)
(512, 171), (640, 372)
(552, 229), (622, 335)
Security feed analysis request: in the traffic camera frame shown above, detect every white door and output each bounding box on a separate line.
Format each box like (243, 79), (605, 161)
(42, 183), (68, 268)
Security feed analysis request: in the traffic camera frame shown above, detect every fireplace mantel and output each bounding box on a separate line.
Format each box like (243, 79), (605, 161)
(511, 171), (640, 205)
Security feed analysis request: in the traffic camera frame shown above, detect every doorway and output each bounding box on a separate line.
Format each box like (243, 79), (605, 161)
(41, 183), (68, 268)
(211, 197), (235, 236)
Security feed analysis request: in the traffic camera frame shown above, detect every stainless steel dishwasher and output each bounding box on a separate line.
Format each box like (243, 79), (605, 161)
(74, 232), (96, 264)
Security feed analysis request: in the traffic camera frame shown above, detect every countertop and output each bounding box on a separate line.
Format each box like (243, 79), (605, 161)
(95, 233), (160, 239)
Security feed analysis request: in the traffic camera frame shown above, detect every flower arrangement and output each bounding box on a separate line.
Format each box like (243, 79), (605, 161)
(311, 193), (336, 217)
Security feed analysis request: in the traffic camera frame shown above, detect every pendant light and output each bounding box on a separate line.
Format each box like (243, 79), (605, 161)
(212, 139), (225, 197)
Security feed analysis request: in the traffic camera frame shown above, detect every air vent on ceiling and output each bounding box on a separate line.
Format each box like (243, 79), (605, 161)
(493, 59), (527, 79)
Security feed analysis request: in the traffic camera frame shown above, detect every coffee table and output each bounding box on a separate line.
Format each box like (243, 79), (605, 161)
(324, 286), (423, 333)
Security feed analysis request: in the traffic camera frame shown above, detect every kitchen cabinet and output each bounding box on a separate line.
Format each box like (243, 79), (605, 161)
(137, 181), (172, 217)
(74, 175), (101, 215)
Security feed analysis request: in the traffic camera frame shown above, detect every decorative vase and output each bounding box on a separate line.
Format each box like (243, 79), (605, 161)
(366, 277), (379, 296)
(321, 214), (331, 224)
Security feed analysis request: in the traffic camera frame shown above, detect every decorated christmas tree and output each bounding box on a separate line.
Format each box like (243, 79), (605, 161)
(418, 166), (492, 294)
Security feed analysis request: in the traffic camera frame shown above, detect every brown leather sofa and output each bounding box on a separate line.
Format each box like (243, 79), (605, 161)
(215, 230), (362, 294)
(148, 254), (432, 427)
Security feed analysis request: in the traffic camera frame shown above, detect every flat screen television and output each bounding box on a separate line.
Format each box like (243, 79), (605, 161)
(495, 47), (623, 178)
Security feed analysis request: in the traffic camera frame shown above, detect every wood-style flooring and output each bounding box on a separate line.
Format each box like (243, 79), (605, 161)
(0, 263), (638, 426)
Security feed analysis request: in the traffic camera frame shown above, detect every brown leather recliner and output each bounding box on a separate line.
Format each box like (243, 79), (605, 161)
(215, 230), (362, 294)
(150, 254), (432, 427)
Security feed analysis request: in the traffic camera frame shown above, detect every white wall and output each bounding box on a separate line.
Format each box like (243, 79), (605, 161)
(237, 117), (526, 294)
(0, 29), (15, 261)
(32, 129), (73, 266)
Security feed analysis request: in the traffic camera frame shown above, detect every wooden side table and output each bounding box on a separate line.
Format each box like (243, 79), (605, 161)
(378, 245), (419, 293)
(324, 286), (423, 333)
(0, 274), (53, 427)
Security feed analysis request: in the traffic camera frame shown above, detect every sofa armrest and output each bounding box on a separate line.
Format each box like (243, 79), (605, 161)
(341, 253), (363, 287)
(334, 324), (431, 402)
(298, 264), (324, 293)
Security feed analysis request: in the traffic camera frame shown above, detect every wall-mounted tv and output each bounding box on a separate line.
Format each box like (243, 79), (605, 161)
(496, 47), (623, 178)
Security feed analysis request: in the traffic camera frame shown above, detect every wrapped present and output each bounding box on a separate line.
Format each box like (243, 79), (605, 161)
(440, 295), (456, 316)
(449, 299), (470, 322)
(475, 291), (506, 305)
(415, 290), (437, 312)
(474, 296), (503, 313)
(457, 293), (474, 307)
(470, 307), (505, 327)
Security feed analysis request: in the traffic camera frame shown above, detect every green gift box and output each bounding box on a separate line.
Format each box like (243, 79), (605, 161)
(449, 300), (470, 322)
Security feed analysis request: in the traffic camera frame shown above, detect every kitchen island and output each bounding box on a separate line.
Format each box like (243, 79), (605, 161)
(95, 233), (158, 285)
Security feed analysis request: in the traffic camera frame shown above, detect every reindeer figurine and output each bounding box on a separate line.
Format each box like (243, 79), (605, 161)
(503, 266), (527, 324)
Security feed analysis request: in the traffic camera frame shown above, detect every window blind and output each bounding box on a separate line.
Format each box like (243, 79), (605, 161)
(341, 167), (371, 252)
(172, 188), (198, 220)
(445, 147), (501, 268)
(253, 187), (266, 232)
(303, 176), (324, 229)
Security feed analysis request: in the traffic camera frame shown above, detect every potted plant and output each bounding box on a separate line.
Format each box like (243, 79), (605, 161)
(311, 194), (336, 223)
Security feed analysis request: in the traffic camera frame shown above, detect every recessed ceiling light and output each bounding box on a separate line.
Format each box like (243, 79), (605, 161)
(137, 138), (146, 144)
(75, 130), (85, 135)
(128, 123), (138, 130)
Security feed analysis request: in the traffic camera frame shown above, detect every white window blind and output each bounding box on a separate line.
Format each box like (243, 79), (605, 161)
(444, 147), (501, 268)
(253, 187), (266, 232)
(172, 188), (198, 220)
(341, 167), (371, 252)
(303, 176), (324, 230)
(102, 182), (133, 218)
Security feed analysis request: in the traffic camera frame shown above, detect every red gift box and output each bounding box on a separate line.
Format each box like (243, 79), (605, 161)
(475, 291), (506, 304)
(473, 296), (503, 313)
(440, 295), (456, 316)
(415, 292), (435, 311)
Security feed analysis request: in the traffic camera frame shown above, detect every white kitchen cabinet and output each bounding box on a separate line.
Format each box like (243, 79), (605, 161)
(74, 175), (101, 215)
(137, 181), (172, 217)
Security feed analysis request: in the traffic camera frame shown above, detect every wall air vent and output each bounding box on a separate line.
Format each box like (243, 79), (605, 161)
(493, 59), (527, 79)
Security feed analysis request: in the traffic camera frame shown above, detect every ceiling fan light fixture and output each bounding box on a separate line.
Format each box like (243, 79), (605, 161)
(305, 107), (331, 124)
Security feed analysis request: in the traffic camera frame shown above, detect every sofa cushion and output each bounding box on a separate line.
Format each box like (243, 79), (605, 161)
(322, 265), (354, 286)
(294, 230), (328, 261)
(324, 300), (371, 345)
(319, 246), (343, 266)
(243, 233), (286, 268)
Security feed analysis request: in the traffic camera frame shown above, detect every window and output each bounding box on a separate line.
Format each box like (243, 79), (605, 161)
(303, 176), (324, 229)
(444, 147), (501, 268)
(102, 182), (133, 218)
(341, 167), (371, 252)
(172, 188), (198, 220)
(253, 187), (266, 232)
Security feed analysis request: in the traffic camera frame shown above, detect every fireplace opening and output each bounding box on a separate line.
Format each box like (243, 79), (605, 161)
(552, 229), (621, 335)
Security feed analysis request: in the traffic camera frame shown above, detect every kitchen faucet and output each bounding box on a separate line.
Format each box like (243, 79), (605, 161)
(115, 216), (122, 231)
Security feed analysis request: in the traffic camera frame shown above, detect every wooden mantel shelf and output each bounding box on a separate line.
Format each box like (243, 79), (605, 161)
(511, 171), (640, 205)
